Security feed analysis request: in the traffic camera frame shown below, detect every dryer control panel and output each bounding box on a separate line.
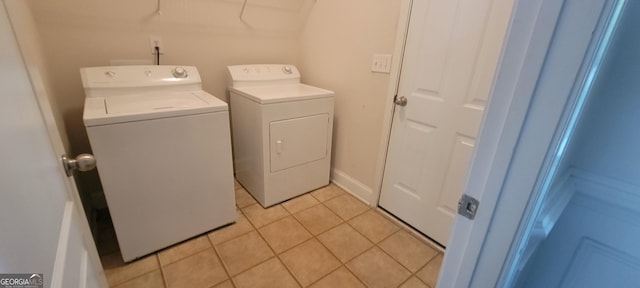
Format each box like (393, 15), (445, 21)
(227, 64), (301, 88)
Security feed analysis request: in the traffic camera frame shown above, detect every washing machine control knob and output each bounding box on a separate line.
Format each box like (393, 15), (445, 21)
(172, 67), (188, 78)
(282, 65), (293, 74)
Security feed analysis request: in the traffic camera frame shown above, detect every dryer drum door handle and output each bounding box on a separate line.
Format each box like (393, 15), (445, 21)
(276, 140), (283, 154)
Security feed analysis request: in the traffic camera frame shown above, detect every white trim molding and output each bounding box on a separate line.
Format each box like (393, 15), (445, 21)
(330, 168), (375, 206)
(562, 237), (640, 287)
(515, 167), (640, 274)
(372, 0), (413, 206)
(572, 169), (640, 215)
(514, 167), (640, 286)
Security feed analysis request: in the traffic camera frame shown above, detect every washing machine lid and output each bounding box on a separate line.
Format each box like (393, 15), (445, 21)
(230, 84), (334, 104)
(83, 90), (227, 126)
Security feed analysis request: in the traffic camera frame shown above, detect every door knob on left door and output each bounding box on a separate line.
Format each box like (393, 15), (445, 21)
(394, 96), (408, 106)
(61, 154), (96, 176)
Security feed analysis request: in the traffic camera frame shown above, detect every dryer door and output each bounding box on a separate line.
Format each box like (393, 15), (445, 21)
(269, 114), (329, 172)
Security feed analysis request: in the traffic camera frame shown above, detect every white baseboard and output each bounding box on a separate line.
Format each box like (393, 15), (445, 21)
(519, 170), (574, 272)
(330, 168), (376, 206)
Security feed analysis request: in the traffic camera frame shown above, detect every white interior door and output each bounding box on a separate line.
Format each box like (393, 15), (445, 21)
(472, 0), (632, 286)
(380, 0), (513, 245)
(438, 0), (622, 286)
(0, 2), (106, 287)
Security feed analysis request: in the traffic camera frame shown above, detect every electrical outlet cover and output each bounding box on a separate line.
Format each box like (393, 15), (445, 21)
(149, 35), (164, 55)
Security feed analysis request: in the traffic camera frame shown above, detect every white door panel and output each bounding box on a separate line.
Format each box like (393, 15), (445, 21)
(53, 202), (86, 288)
(0, 1), (106, 287)
(380, 0), (513, 245)
(439, 0), (626, 286)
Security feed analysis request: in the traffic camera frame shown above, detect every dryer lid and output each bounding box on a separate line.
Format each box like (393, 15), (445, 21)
(230, 84), (334, 104)
(83, 90), (227, 126)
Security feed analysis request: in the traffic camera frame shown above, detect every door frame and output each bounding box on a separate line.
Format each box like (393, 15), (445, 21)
(371, 0), (412, 206)
(439, 0), (623, 287)
(3, 0), (108, 286)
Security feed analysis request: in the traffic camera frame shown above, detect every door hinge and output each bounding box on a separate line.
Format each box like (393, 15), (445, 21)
(458, 194), (480, 220)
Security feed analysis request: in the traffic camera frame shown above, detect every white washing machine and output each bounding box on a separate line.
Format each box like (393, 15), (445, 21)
(227, 64), (334, 207)
(82, 65), (235, 262)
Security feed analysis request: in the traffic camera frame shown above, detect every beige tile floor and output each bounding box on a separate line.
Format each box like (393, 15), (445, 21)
(98, 181), (444, 288)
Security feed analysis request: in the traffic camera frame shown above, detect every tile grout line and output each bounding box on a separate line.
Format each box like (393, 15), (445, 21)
(216, 207), (274, 285)
(207, 233), (237, 288)
(250, 208), (306, 288)
(224, 204), (304, 287)
(307, 203), (372, 287)
(250, 190), (390, 287)
(110, 263), (166, 288)
(284, 200), (323, 217)
(341, 254), (373, 287)
(251, 206), (306, 287)
(372, 206), (446, 285)
(307, 192), (397, 286)
(241, 203), (290, 229)
(209, 209), (255, 247)
(255, 190), (366, 287)
(342, 243), (417, 288)
(371, 229), (436, 284)
(273, 208), (327, 287)
(397, 273), (430, 288)
(276, 201), (368, 287)
(375, 207), (445, 252)
(156, 235), (212, 267)
(414, 253), (442, 287)
(274, 253), (304, 287)
(155, 254), (169, 288)
(335, 201), (434, 287)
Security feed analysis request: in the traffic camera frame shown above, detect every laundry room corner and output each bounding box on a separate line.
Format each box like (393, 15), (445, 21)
(3, 0), (70, 154)
(20, 0), (306, 211)
(297, 0), (403, 205)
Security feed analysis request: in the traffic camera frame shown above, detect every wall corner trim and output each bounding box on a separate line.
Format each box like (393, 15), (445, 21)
(330, 168), (375, 206)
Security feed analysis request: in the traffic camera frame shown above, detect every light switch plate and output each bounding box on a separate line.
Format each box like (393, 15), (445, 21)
(371, 54), (392, 73)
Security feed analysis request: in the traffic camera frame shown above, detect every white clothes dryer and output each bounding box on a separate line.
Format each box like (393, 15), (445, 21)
(227, 64), (334, 207)
(82, 65), (235, 262)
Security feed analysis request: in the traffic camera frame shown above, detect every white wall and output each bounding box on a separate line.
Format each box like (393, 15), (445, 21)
(4, 0), (70, 153)
(568, 2), (640, 186)
(23, 0), (403, 201)
(298, 0), (401, 200)
(27, 0), (305, 153)
(26, 0), (308, 193)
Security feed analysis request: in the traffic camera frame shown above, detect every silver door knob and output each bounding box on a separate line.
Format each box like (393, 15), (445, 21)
(62, 154), (96, 176)
(394, 96), (408, 106)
